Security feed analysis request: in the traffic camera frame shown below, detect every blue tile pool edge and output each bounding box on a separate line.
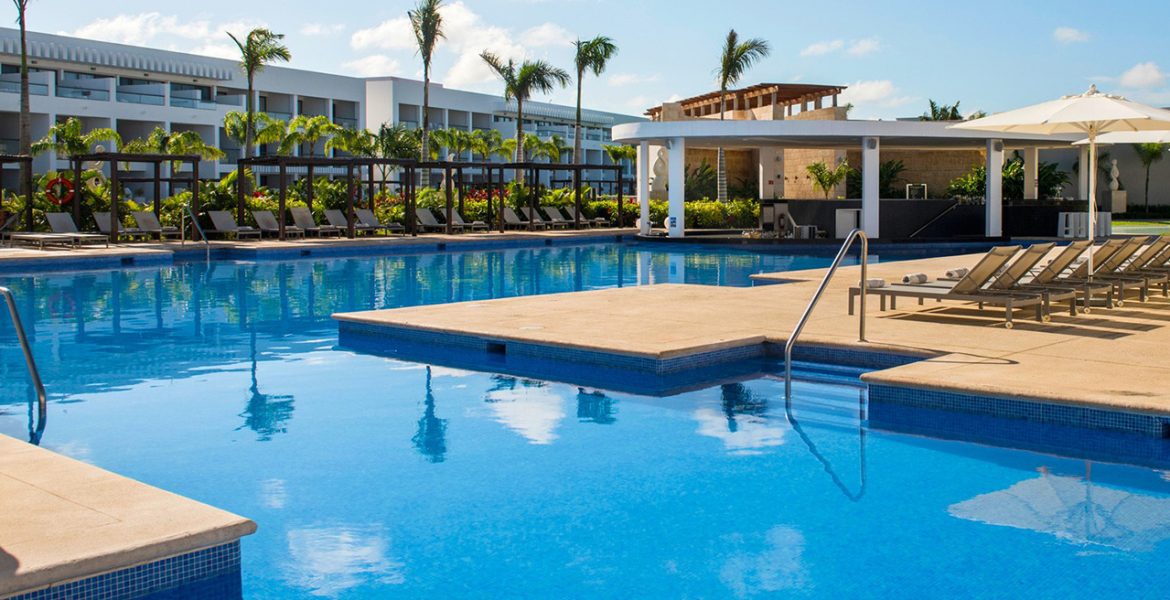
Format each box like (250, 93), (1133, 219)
(6, 541), (242, 600)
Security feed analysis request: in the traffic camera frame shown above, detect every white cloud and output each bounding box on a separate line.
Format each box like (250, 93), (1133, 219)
(838, 80), (917, 117)
(800, 39), (843, 57)
(1119, 62), (1165, 89)
(342, 55), (402, 77)
(301, 23), (345, 37)
(608, 72), (661, 87)
(350, 16), (414, 51)
(847, 37), (880, 57)
(519, 23), (572, 48)
(63, 13), (267, 60)
(1053, 27), (1089, 44)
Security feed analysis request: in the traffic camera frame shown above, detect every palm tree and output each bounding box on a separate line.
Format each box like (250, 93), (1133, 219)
(920, 100), (962, 121)
(806, 160), (851, 199)
(470, 128), (502, 162)
(223, 111), (286, 154)
(278, 114), (340, 156)
(479, 51), (570, 176)
(326, 126), (375, 157)
(410, 0), (445, 185)
(545, 134), (570, 164)
(1133, 143), (1168, 212)
(603, 143), (637, 167)
(124, 127), (224, 171)
(13, 0), (31, 199)
(715, 29), (770, 202)
(227, 28), (291, 160)
(572, 35), (617, 165)
(31, 117), (121, 158)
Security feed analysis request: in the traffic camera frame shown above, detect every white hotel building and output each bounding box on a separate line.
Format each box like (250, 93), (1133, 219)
(0, 28), (641, 194)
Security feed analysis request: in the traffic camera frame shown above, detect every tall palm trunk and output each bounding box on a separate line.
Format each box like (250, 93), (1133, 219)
(573, 73), (583, 165)
(1146, 166), (1152, 212)
(244, 75), (255, 159)
(716, 89), (728, 202)
(514, 99), (525, 181)
(420, 67), (431, 188)
(17, 4), (31, 204)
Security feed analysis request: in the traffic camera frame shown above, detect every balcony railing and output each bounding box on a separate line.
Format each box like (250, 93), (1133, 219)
(117, 91), (165, 106)
(56, 84), (110, 101)
(216, 95), (245, 107)
(0, 80), (48, 96)
(333, 116), (358, 129)
(170, 97), (218, 110)
(265, 110), (293, 121)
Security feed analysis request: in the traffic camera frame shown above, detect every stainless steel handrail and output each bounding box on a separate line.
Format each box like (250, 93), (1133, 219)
(181, 204), (211, 262)
(1, 286), (46, 443)
(784, 229), (868, 399)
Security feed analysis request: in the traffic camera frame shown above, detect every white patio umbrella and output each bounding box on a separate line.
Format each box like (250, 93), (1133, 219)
(1072, 130), (1170, 145)
(952, 85), (1170, 274)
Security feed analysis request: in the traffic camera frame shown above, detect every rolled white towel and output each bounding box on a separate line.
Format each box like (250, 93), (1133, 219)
(945, 267), (969, 279)
(859, 278), (885, 288)
(902, 273), (928, 284)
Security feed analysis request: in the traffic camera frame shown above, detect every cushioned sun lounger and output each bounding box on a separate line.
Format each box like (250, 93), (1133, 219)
(207, 211), (261, 240)
(849, 246), (1048, 328)
(94, 212), (150, 241)
(7, 232), (77, 249)
(46, 212), (108, 247)
(522, 206), (564, 229)
(416, 207), (461, 233)
(355, 208), (404, 235)
(325, 209), (380, 235)
(252, 210), (304, 238)
(289, 206), (342, 237)
(132, 211), (181, 240)
(563, 205), (608, 227)
(541, 207), (573, 228)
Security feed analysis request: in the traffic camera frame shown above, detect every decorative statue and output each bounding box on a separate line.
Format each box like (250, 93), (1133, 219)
(1109, 158), (1120, 192)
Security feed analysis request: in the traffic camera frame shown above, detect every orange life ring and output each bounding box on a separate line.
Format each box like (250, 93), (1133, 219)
(45, 177), (75, 205)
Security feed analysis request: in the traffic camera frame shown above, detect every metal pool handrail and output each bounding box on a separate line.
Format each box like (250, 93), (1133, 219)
(1, 286), (46, 443)
(181, 203), (211, 262)
(784, 229), (868, 399)
(784, 390), (867, 502)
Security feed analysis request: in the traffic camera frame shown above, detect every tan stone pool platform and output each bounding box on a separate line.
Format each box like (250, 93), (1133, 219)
(336, 251), (1170, 435)
(0, 434), (255, 598)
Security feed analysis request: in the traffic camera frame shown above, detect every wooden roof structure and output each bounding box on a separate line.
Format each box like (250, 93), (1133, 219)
(645, 83), (845, 120)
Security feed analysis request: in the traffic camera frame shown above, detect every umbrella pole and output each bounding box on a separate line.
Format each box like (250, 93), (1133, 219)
(1088, 133), (1097, 278)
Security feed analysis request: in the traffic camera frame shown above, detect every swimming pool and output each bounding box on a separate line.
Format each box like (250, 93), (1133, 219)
(3, 241), (1169, 598)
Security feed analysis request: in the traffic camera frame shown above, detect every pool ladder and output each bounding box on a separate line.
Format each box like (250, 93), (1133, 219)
(181, 203), (211, 262)
(784, 229), (869, 399)
(0, 286), (46, 443)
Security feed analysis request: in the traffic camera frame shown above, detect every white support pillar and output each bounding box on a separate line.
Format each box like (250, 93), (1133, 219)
(637, 141), (651, 235)
(1078, 146), (1090, 200)
(986, 139), (1004, 237)
(861, 137), (880, 238)
(1023, 147), (1039, 200)
(667, 137), (686, 238)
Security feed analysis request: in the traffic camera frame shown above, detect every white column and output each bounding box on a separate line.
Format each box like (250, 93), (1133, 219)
(667, 137), (686, 238)
(986, 139), (1004, 237)
(861, 137), (880, 238)
(1078, 146), (1090, 200)
(1023, 147), (1039, 200)
(637, 141), (651, 235)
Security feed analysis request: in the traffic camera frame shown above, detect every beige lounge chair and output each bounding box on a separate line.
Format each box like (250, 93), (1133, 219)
(132, 211), (181, 240)
(94, 212), (150, 241)
(849, 246), (1048, 328)
(563, 205), (608, 227)
(1017, 240), (1113, 311)
(355, 208), (405, 235)
(540, 207), (573, 228)
(325, 209), (380, 235)
(522, 206), (564, 229)
(502, 207), (542, 230)
(451, 211), (488, 232)
(417, 208), (461, 233)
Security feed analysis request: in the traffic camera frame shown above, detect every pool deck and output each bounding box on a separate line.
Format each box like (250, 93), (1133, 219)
(335, 251), (1170, 421)
(0, 434), (256, 597)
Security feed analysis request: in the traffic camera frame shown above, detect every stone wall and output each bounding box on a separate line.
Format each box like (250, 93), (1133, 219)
(843, 149), (985, 198)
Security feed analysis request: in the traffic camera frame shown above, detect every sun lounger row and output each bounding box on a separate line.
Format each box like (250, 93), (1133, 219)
(849, 236), (1170, 328)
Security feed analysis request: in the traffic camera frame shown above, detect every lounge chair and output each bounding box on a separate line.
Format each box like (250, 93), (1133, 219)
(7, 232), (77, 249)
(1016, 240), (1114, 312)
(1058, 237), (1156, 303)
(325, 209), (379, 235)
(522, 206), (564, 229)
(417, 207), (461, 233)
(451, 211), (488, 232)
(541, 207), (573, 228)
(46, 212), (108, 247)
(355, 208), (405, 235)
(502, 207), (543, 230)
(289, 206), (342, 237)
(0, 212), (20, 240)
(849, 246), (1048, 328)
(563, 205), (608, 228)
(252, 210), (305, 238)
(207, 210), (261, 240)
(132, 211), (181, 240)
(1105, 235), (1170, 299)
(94, 212), (150, 241)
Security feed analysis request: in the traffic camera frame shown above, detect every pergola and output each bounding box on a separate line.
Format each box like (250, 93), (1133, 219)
(237, 156), (628, 239)
(0, 154), (34, 230)
(612, 119), (1083, 238)
(70, 152), (201, 240)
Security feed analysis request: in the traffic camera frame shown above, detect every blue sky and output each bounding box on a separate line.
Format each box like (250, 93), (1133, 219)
(21, 0), (1170, 119)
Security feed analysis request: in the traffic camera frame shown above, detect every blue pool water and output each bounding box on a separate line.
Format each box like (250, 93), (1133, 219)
(3, 241), (1170, 598)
